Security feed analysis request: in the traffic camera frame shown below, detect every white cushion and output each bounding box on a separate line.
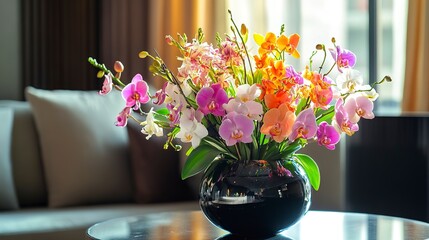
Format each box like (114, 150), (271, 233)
(25, 87), (132, 207)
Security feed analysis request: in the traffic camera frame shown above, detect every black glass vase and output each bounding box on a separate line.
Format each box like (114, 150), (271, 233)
(200, 158), (311, 239)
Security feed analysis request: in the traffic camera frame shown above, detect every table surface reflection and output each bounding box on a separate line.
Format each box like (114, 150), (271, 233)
(87, 210), (429, 240)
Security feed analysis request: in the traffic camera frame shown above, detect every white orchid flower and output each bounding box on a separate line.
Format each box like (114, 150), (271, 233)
(141, 108), (163, 140)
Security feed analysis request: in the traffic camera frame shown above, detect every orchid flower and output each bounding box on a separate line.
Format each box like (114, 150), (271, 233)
(141, 108), (164, 140)
(223, 99), (263, 121)
(121, 74), (150, 110)
(344, 95), (375, 123)
(261, 103), (296, 143)
(336, 69), (363, 94)
(329, 46), (356, 73)
(196, 83), (228, 116)
(99, 74), (113, 95)
(115, 107), (131, 127)
(153, 82), (168, 105)
(333, 98), (359, 136)
(236, 84), (261, 102)
(176, 112), (208, 148)
(316, 122), (341, 150)
(289, 108), (317, 142)
(285, 66), (304, 86)
(219, 113), (254, 146)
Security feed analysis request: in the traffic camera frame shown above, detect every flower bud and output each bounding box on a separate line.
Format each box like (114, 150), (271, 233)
(114, 61), (124, 73)
(97, 70), (104, 78)
(139, 51), (149, 59)
(240, 24), (248, 35)
(165, 35), (173, 45)
(384, 75), (392, 82)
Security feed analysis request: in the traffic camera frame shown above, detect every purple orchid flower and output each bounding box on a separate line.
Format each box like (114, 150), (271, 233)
(153, 82), (168, 105)
(121, 74), (150, 110)
(316, 122), (340, 150)
(289, 108), (317, 142)
(330, 46), (356, 73)
(219, 113), (254, 146)
(196, 83), (228, 116)
(285, 66), (304, 85)
(167, 103), (182, 127)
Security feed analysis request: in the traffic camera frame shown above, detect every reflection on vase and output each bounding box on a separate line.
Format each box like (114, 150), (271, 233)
(200, 158), (311, 238)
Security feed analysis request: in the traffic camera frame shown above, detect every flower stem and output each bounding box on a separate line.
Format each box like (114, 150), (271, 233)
(228, 10), (254, 81)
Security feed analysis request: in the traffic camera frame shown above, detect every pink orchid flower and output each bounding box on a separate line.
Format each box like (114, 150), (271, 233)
(344, 95), (374, 123)
(329, 46), (356, 73)
(196, 83), (228, 116)
(115, 107), (131, 127)
(219, 113), (254, 146)
(289, 108), (317, 142)
(99, 74), (113, 95)
(316, 122), (340, 150)
(121, 74), (150, 110)
(333, 99), (359, 136)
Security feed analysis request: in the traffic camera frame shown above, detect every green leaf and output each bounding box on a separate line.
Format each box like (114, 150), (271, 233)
(296, 98), (308, 115)
(181, 141), (224, 180)
(316, 106), (335, 124)
(155, 108), (169, 115)
(279, 140), (304, 159)
(294, 153), (320, 191)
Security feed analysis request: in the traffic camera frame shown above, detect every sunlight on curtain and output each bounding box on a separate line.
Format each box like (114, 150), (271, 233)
(402, 0), (429, 112)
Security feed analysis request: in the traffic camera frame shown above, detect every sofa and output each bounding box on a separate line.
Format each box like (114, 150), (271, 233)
(0, 87), (199, 240)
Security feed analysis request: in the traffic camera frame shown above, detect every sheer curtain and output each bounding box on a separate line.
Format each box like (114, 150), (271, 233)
(402, 0), (429, 112)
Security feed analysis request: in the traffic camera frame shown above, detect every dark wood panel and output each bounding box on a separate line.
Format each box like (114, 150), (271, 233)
(346, 116), (429, 222)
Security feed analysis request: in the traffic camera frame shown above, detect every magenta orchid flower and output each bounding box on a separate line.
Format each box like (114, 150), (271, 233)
(333, 99), (359, 136)
(196, 83), (228, 116)
(316, 122), (340, 150)
(330, 46), (356, 73)
(115, 107), (131, 127)
(153, 82), (168, 105)
(99, 74), (113, 95)
(121, 74), (150, 110)
(344, 95), (374, 123)
(289, 108), (317, 141)
(219, 113), (254, 146)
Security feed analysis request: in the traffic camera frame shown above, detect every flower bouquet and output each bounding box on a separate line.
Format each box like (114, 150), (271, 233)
(89, 11), (389, 236)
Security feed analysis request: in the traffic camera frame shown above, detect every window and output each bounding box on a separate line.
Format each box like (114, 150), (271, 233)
(224, 0), (408, 115)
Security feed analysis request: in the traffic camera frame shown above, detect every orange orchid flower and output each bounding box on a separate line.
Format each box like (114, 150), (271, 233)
(277, 33), (300, 58)
(264, 90), (293, 110)
(261, 103), (296, 143)
(254, 53), (270, 69)
(269, 60), (286, 79)
(254, 32), (277, 55)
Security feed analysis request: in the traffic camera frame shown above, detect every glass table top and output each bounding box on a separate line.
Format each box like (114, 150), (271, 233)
(87, 210), (429, 240)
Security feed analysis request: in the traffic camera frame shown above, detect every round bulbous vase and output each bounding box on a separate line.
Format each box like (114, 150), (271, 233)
(199, 158), (311, 239)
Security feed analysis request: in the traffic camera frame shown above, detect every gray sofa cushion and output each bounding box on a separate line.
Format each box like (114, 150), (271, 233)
(0, 101), (47, 207)
(0, 108), (19, 210)
(25, 87), (133, 207)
